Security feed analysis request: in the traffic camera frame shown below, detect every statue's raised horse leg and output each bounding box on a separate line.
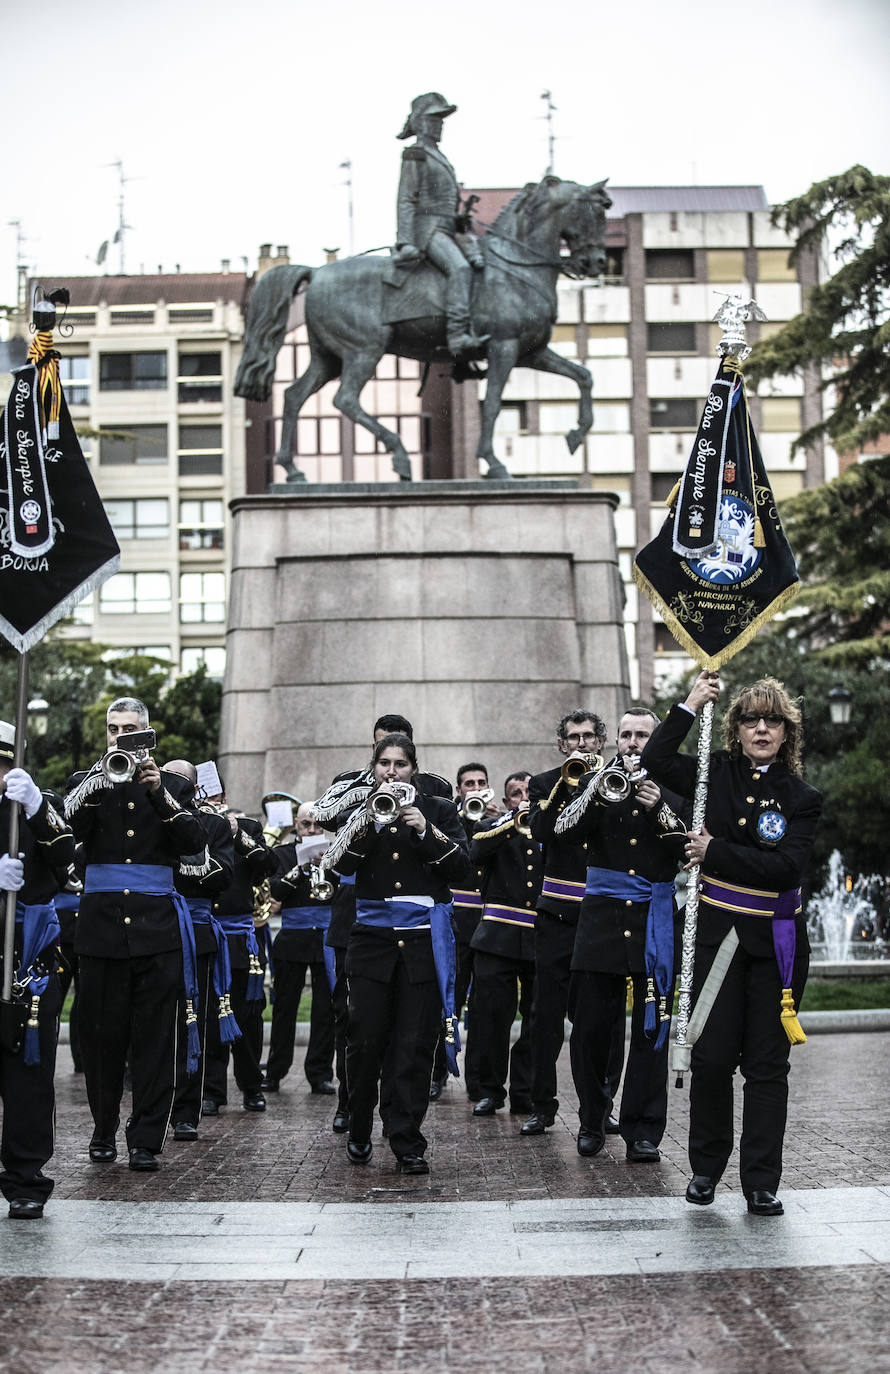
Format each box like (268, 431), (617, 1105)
(333, 350), (413, 481)
(521, 346), (594, 454)
(475, 338), (520, 480)
(278, 346), (340, 482)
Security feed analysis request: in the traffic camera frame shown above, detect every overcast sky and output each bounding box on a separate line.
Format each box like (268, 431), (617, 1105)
(3, 0), (888, 304)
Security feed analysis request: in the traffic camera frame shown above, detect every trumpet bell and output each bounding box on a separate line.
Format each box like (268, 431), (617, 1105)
(100, 748), (138, 784)
(368, 783), (416, 822)
(561, 751), (595, 788)
(592, 766), (633, 804)
(514, 804), (532, 837)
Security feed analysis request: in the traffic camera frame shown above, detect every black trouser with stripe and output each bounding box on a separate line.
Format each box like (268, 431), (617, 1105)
(0, 968), (60, 1203)
(265, 959), (335, 1087)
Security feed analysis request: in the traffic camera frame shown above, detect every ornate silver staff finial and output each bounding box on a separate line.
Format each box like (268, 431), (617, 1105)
(712, 291), (768, 363)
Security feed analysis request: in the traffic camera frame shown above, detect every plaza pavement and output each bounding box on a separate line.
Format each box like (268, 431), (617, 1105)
(2, 1031), (889, 1373)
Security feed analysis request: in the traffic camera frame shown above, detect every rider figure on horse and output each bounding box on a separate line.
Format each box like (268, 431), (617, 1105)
(393, 92), (490, 359)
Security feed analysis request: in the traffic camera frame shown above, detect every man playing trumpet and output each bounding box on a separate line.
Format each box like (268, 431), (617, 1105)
(555, 709), (689, 1161)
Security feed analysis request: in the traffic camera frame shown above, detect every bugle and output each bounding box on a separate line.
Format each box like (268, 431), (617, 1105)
(561, 751), (598, 788)
(99, 728), (157, 785)
(368, 783), (416, 821)
(462, 788), (495, 821)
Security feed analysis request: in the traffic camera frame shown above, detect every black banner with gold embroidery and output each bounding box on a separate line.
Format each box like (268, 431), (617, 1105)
(633, 370), (799, 670)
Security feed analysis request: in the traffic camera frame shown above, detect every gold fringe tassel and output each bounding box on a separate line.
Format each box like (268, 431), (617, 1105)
(780, 988), (806, 1045)
(626, 976), (634, 1011)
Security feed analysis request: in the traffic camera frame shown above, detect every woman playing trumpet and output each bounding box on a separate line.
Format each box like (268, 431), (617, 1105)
(327, 733), (470, 1175)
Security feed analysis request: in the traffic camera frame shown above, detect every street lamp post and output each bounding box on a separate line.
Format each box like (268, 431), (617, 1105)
(828, 684), (853, 726)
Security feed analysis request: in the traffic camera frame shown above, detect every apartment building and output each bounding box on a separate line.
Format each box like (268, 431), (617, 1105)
(22, 271), (249, 678)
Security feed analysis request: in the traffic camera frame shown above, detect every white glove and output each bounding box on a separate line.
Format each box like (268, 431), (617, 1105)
(4, 768), (44, 819)
(0, 852), (25, 891)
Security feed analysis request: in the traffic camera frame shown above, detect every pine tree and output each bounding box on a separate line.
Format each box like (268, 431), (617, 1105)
(746, 165), (890, 457)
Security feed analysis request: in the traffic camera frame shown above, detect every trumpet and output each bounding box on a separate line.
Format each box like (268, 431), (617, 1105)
(309, 864), (334, 902)
(561, 750), (600, 788)
(514, 803), (532, 838)
(461, 788), (495, 821)
(368, 782), (416, 821)
(590, 756), (649, 806)
(99, 728), (157, 784)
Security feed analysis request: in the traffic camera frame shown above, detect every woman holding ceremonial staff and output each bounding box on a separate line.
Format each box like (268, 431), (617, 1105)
(325, 734), (470, 1175)
(641, 672), (822, 1216)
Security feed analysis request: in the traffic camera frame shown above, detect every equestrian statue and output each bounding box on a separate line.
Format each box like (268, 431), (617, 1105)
(234, 92), (611, 482)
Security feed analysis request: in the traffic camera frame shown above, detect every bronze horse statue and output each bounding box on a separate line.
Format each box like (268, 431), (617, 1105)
(234, 176), (611, 481)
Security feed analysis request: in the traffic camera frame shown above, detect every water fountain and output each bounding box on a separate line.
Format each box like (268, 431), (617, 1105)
(806, 850), (888, 966)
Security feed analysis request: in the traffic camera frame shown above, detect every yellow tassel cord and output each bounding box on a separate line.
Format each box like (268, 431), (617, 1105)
(664, 477), (682, 510)
(780, 987), (807, 1045)
(723, 358), (764, 548)
(626, 976), (634, 1011)
(27, 328), (62, 441)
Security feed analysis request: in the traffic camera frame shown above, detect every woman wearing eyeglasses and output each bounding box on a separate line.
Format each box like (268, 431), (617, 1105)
(641, 672), (822, 1217)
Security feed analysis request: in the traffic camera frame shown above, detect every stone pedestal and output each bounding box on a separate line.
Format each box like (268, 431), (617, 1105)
(220, 480), (630, 809)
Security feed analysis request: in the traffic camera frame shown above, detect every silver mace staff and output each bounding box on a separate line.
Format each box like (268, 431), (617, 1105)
(1, 651), (31, 1005)
(670, 290), (767, 1088)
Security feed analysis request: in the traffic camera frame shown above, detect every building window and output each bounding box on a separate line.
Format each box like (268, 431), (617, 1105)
(757, 249), (797, 283)
(706, 249), (746, 282)
(99, 572), (172, 615)
(178, 352), (223, 403)
(649, 398), (699, 430)
(180, 571), (225, 624)
(72, 594), (93, 625)
(105, 498), (170, 539)
(181, 645), (226, 678)
(99, 352), (167, 391)
(654, 624), (682, 654)
(354, 415), (421, 455)
(647, 322), (697, 353)
(178, 424), (223, 475)
(761, 397), (802, 432)
(651, 473), (682, 502)
(59, 355), (90, 406)
(645, 249), (695, 280)
(603, 246), (625, 280)
(375, 355), (421, 380)
(295, 416), (342, 455)
(99, 423), (168, 466)
(179, 498), (224, 550)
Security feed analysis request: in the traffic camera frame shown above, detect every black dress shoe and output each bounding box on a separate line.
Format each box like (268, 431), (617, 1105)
(128, 1147), (159, 1172)
(311, 1080), (336, 1096)
(577, 1131), (605, 1157)
(173, 1121), (198, 1142)
(8, 1198), (44, 1220)
(520, 1113), (554, 1136)
(605, 1114), (621, 1135)
(685, 1174), (717, 1205)
(746, 1190), (784, 1216)
(473, 1096), (503, 1116)
(332, 1110), (350, 1134)
(261, 1076), (280, 1092)
(626, 1139), (660, 1163)
(201, 1098), (219, 1117)
(243, 1092), (266, 1112)
(89, 1141), (117, 1163)
(397, 1154), (430, 1175)
(346, 1138), (372, 1164)
(428, 1078), (445, 1101)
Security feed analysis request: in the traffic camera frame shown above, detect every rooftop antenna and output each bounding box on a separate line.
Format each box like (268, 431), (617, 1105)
(105, 158), (133, 273)
(540, 90), (557, 176)
(339, 160), (354, 255)
(7, 218), (29, 313)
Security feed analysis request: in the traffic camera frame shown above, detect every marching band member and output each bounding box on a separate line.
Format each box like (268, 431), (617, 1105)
(521, 710), (608, 1141)
(65, 698), (204, 1172)
(0, 722), (74, 1219)
(263, 803), (337, 1095)
(641, 673), (822, 1216)
(556, 709), (689, 1161)
(326, 733), (470, 1175)
(468, 771), (540, 1117)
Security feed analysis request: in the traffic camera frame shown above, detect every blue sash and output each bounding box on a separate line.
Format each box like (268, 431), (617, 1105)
(53, 892), (80, 914)
(214, 912), (264, 1001)
(585, 866), (676, 1050)
(279, 906), (336, 992)
(84, 863), (201, 1072)
(186, 897), (239, 1043)
(14, 900), (61, 1065)
(355, 898), (461, 1075)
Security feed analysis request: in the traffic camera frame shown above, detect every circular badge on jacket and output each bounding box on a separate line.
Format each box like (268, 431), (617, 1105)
(757, 810), (787, 844)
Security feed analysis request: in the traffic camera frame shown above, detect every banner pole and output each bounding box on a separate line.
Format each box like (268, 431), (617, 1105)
(670, 694), (714, 1087)
(1, 651), (30, 1002)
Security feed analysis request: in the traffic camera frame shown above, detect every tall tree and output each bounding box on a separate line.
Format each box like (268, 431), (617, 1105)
(746, 164), (890, 456)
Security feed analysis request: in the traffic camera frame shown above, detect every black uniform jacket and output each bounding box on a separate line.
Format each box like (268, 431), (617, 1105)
(469, 812), (542, 962)
(67, 769), (204, 959)
(270, 842), (338, 963)
(556, 764), (689, 975)
(175, 809), (235, 957)
(450, 811), (485, 944)
(338, 794), (471, 986)
(528, 766), (590, 925)
(641, 706), (823, 957)
(212, 817), (277, 970)
(0, 789), (75, 962)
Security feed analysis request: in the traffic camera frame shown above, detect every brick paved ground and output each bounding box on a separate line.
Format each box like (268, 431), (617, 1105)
(2, 1033), (889, 1373)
